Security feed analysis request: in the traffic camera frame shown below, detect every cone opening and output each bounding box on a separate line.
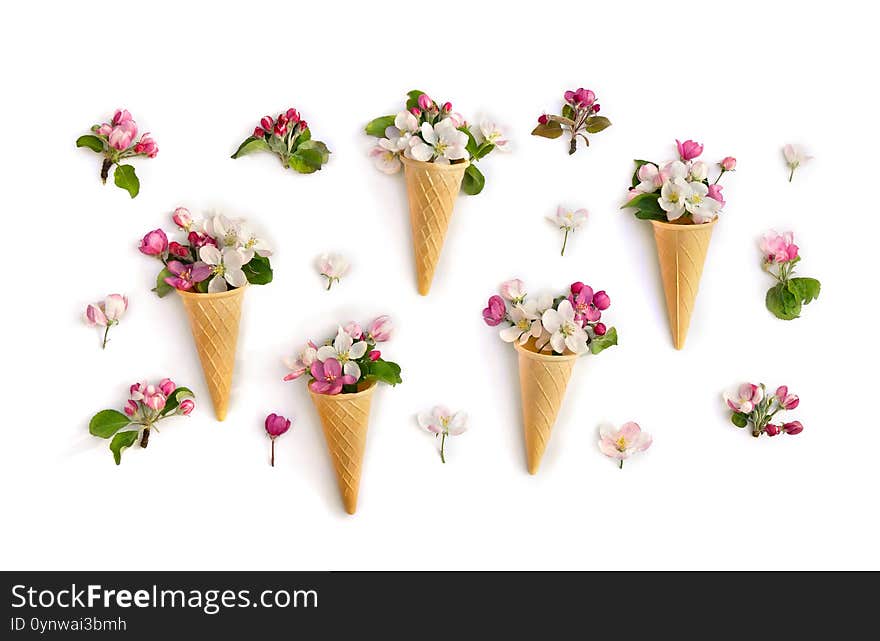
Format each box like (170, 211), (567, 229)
(400, 155), (470, 172)
(649, 217), (718, 232)
(513, 338), (580, 362)
(176, 285), (248, 302)
(308, 379), (377, 400)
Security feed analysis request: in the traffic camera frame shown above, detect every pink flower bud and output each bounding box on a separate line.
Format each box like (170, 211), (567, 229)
(538, 114), (549, 125)
(178, 399), (195, 415)
(676, 139), (704, 161)
(410, 107), (421, 117)
(260, 116), (273, 131)
(96, 123), (113, 137)
(144, 392), (166, 412)
(134, 133), (158, 158)
(765, 424), (781, 437)
(112, 109), (133, 126)
(138, 229), (168, 256)
(721, 156), (737, 171)
(264, 413), (291, 437)
(273, 122), (287, 137)
(188, 231), (217, 248)
(130, 382), (143, 397)
(592, 103), (601, 113)
(286, 108), (300, 123)
(417, 94), (433, 111)
(775, 385), (800, 410)
(369, 350), (381, 361)
(158, 378), (176, 396)
(783, 421), (803, 435)
(102, 294), (128, 321)
(85, 303), (108, 327)
(594, 322), (607, 336)
(707, 184), (725, 207)
(124, 400), (138, 417)
(570, 281), (585, 295)
(172, 207), (193, 230)
(442, 101), (452, 112)
(299, 120), (308, 130)
(253, 126), (265, 138)
(108, 120), (138, 151)
(592, 290), (611, 310)
(343, 321), (363, 340)
(368, 315), (394, 342)
(482, 296), (506, 327)
(168, 242), (189, 258)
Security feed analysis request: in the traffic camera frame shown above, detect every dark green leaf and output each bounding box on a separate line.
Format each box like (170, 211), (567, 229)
(365, 115), (395, 138)
(562, 105), (576, 121)
(584, 116), (612, 134)
(474, 141), (495, 160)
(622, 192), (666, 220)
(297, 140), (331, 164)
(114, 164), (139, 198)
(590, 327), (618, 354)
(531, 121), (564, 139)
(76, 134), (105, 153)
(288, 148), (323, 173)
(161, 386), (195, 416)
(153, 267), (174, 298)
(789, 277), (821, 305)
(766, 283), (801, 320)
(291, 127), (311, 149)
(731, 412), (748, 428)
(110, 430), (139, 465)
(242, 254), (273, 285)
(363, 359), (402, 386)
(89, 409), (132, 438)
(405, 90), (426, 111)
(231, 136), (270, 159)
(460, 126), (479, 158)
(631, 159), (654, 188)
(195, 279), (209, 293)
(462, 164), (486, 196)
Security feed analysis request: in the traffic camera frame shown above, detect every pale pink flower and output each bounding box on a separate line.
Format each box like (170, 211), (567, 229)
(172, 207), (193, 231)
(783, 144), (812, 182)
(84, 294), (128, 349)
(725, 383), (764, 414)
(108, 119), (138, 151)
(343, 321), (363, 340)
(283, 344), (318, 381)
(598, 422), (652, 469)
(316, 253), (349, 290)
(499, 279), (526, 303)
(418, 406), (468, 463)
(367, 316), (394, 342)
(720, 156), (737, 171)
(707, 184), (725, 207)
(760, 231), (799, 264)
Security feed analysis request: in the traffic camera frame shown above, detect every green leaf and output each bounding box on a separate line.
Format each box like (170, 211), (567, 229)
(631, 159), (654, 188)
(590, 327), (618, 354)
(231, 136), (270, 159)
(562, 104), (576, 121)
(789, 277), (821, 305)
(462, 164), (486, 196)
(89, 410), (132, 438)
(474, 141), (495, 160)
(195, 279), (209, 293)
(114, 164), (139, 198)
(110, 430), (139, 465)
(622, 192), (667, 220)
(766, 283), (801, 320)
(296, 127), (311, 145)
(584, 116), (612, 134)
(161, 386), (195, 416)
(76, 134), (105, 153)
(363, 359), (402, 386)
(731, 412), (748, 428)
(153, 267), (174, 298)
(288, 148), (324, 174)
(531, 121), (564, 139)
(297, 140), (331, 164)
(267, 135), (287, 154)
(365, 115), (395, 138)
(405, 90), (426, 111)
(242, 254), (273, 285)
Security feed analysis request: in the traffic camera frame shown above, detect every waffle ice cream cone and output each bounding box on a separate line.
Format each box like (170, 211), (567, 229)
(514, 340), (579, 474)
(309, 382), (377, 515)
(401, 156), (468, 295)
(177, 286), (245, 421)
(650, 219), (716, 350)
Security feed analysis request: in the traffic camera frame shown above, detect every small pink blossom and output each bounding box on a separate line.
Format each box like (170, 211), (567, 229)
(164, 260), (212, 291)
(85, 304), (107, 327)
(168, 242), (189, 258)
(592, 290), (611, 311)
(442, 102), (452, 113)
(760, 231), (799, 264)
(108, 119), (138, 151)
(725, 383), (764, 413)
(594, 322), (607, 336)
(158, 378), (176, 396)
(367, 316), (394, 342)
(178, 399), (195, 415)
(482, 295), (506, 326)
(172, 207), (193, 230)
(598, 422), (652, 469)
(264, 412), (292, 467)
(124, 400), (138, 417)
(84, 294), (128, 348)
(283, 345), (318, 382)
(417, 94), (434, 111)
(775, 386), (799, 410)
(112, 109), (133, 126)
(564, 88), (596, 108)
(499, 279), (526, 303)
(260, 116), (273, 131)
(765, 424), (781, 437)
(253, 127), (265, 138)
(676, 139), (704, 161)
(369, 350), (381, 361)
(187, 231), (217, 249)
(309, 358), (356, 395)
(133, 133), (158, 158)
(343, 321), (363, 340)
(139, 229), (168, 256)
(144, 389), (167, 412)
(720, 156), (737, 171)
(707, 184), (725, 207)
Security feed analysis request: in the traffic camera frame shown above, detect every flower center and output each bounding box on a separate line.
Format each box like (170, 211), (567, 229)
(223, 230), (238, 247)
(669, 192), (680, 203)
(214, 264), (226, 277)
(560, 322), (574, 337)
(691, 194), (703, 204)
(434, 140), (448, 155)
(615, 436), (628, 451)
(337, 351), (350, 363)
(516, 319), (531, 331)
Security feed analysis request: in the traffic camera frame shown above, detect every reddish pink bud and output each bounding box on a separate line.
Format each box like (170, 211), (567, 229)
(172, 207), (193, 230)
(410, 107), (421, 117)
(775, 386), (800, 410)
(417, 94), (433, 111)
(138, 229), (168, 256)
(721, 156), (737, 171)
(124, 400), (137, 417)
(265, 413), (291, 437)
(369, 350), (381, 361)
(286, 108), (300, 123)
(178, 399), (195, 415)
(442, 101), (452, 112)
(592, 103), (601, 113)
(273, 122), (287, 137)
(592, 290), (611, 310)
(783, 421), (803, 435)
(594, 323), (607, 336)
(158, 378), (176, 396)
(765, 424), (781, 437)
(299, 120), (308, 130)
(260, 116), (273, 130)
(168, 242), (189, 258)
(253, 126), (265, 138)
(538, 114), (549, 125)
(570, 281), (585, 295)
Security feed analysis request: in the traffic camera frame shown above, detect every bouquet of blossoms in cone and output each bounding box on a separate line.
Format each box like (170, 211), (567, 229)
(283, 316), (401, 514)
(622, 141), (737, 350)
(139, 207), (273, 420)
(482, 280), (617, 474)
(365, 90), (508, 295)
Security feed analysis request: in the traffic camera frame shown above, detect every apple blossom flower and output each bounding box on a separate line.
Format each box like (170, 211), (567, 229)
(782, 421), (803, 435)
(367, 316), (394, 342)
(382, 111), (419, 152)
(309, 358), (357, 395)
(316, 253), (349, 290)
(177, 398), (195, 415)
(725, 383), (764, 414)
(720, 156), (737, 172)
(344, 321), (363, 340)
(283, 344), (318, 381)
(676, 139), (704, 161)
(479, 119), (510, 151)
(108, 118), (138, 151)
(199, 246), (248, 293)
(765, 424), (781, 437)
(264, 412), (292, 467)
(369, 145), (401, 174)
(541, 299), (589, 354)
(168, 242), (189, 259)
(598, 422), (652, 469)
(139, 229), (169, 256)
(499, 301), (544, 345)
(205, 214), (270, 261)
(775, 385), (800, 410)
(499, 279), (526, 304)
(658, 178), (691, 221)
(594, 322), (607, 336)
(188, 231), (217, 249)
(172, 207), (193, 231)
(636, 163), (664, 192)
(407, 119), (468, 163)
(317, 327), (368, 381)
(124, 400), (138, 417)
(158, 378), (176, 396)
(592, 291), (611, 310)
(84, 294), (128, 349)
(547, 206), (588, 256)
(133, 133), (158, 158)
(783, 144), (812, 182)
(418, 406), (468, 463)
(564, 88), (596, 108)
(482, 295), (506, 326)
(417, 94), (434, 111)
(164, 260), (212, 291)
(684, 181), (722, 223)
(445, 112), (466, 128)
(569, 286), (601, 325)
(760, 231), (799, 264)
(689, 161), (709, 182)
(707, 184), (725, 207)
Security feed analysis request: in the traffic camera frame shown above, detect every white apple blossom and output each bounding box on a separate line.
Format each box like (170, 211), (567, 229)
(369, 145), (401, 174)
(199, 245), (247, 293)
(407, 119), (468, 163)
(382, 111), (419, 152)
(658, 178), (691, 221)
(689, 161), (709, 181)
(316, 253), (349, 290)
(499, 301), (544, 345)
(783, 144), (812, 182)
(283, 345), (318, 381)
(547, 206), (588, 255)
(635, 163), (663, 193)
(499, 278), (526, 303)
(479, 119), (510, 151)
(316, 327), (368, 380)
(541, 299), (589, 355)
(684, 181), (721, 223)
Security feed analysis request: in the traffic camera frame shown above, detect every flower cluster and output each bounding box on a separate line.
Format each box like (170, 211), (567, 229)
(532, 87), (611, 154)
(89, 378), (194, 464)
(783, 144), (812, 182)
(418, 406), (468, 463)
(546, 205), (588, 256)
(139, 207), (273, 296)
(482, 280), (617, 355)
(623, 140), (736, 224)
(365, 90), (508, 195)
(598, 422), (652, 469)
(283, 316), (401, 395)
(264, 413), (292, 467)
(84, 294), (128, 349)
(76, 109), (158, 198)
(725, 383), (803, 438)
(231, 107), (330, 174)
(760, 231), (821, 320)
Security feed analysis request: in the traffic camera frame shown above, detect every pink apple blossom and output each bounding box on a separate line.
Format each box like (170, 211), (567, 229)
(168, 242), (189, 258)
(260, 116), (273, 131)
(482, 295), (506, 326)
(164, 260), (211, 291)
(592, 290), (611, 310)
(765, 424), (781, 437)
(760, 231), (799, 264)
(108, 119), (138, 151)
(133, 133), (158, 158)
(124, 400), (138, 417)
(178, 399), (195, 415)
(158, 378), (176, 396)
(499, 279), (526, 303)
(720, 156), (737, 171)
(775, 386), (799, 410)
(85, 304), (107, 327)
(84, 294), (128, 349)
(564, 88), (595, 108)
(707, 184), (725, 207)
(594, 322), (607, 336)
(676, 139), (704, 161)
(343, 321), (363, 340)
(598, 422), (652, 469)
(139, 229), (168, 256)
(112, 109), (133, 126)
(367, 316), (394, 342)
(782, 421), (803, 435)
(725, 383), (764, 414)
(417, 94), (434, 111)
(262, 413), (290, 467)
(309, 358), (356, 395)
(369, 350), (381, 361)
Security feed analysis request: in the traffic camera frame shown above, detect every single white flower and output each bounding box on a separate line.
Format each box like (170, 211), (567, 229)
(283, 344), (318, 381)
(417, 406), (468, 463)
(199, 245), (247, 293)
(662, 160), (689, 181)
(499, 301), (544, 344)
(499, 278), (527, 303)
(316, 253), (349, 290)
(547, 206), (588, 256)
(689, 161), (709, 182)
(369, 145), (401, 174)
(316, 327), (368, 380)
(479, 118), (510, 151)
(541, 299), (589, 355)
(635, 163), (663, 193)
(783, 144), (812, 182)
(407, 119), (469, 163)
(684, 181), (721, 223)
(204, 215), (244, 251)
(381, 111), (419, 152)
(236, 221), (271, 262)
(658, 178), (692, 221)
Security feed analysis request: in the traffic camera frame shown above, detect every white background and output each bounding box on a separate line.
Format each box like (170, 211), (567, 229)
(2, 0), (877, 570)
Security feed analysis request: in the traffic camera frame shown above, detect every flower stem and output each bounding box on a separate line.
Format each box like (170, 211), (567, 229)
(326, 278), (333, 291)
(140, 426), (151, 448)
(561, 230), (569, 256)
(440, 433), (446, 464)
(788, 167), (795, 183)
(101, 325), (111, 349)
(271, 438), (275, 467)
(618, 460), (623, 469)
(713, 170), (724, 185)
(568, 135), (577, 155)
(100, 158), (113, 184)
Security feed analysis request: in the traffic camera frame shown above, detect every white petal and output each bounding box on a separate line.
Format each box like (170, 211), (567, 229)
(349, 341), (367, 359)
(225, 268), (247, 288)
(499, 325), (522, 342)
(343, 361), (361, 380)
(199, 245), (221, 265)
(316, 345), (337, 362)
(420, 123), (437, 145)
(334, 328), (353, 353)
(541, 309), (562, 333)
(550, 332), (566, 354)
(208, 276), (227, 293)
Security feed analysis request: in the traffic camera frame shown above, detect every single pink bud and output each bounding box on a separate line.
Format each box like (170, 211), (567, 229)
(369, 350), (381, 361)
(273, 122), (287, 137)
(417, 94), (433, 111)
(707, 184), (725, 207)
(676, 139), (704, 161)
(253, 126), (265, 138)
(178, 399), (195, 415)
(144, 392), (166, 412)
(277, 112), (289, 125)
(442, 101), (452, 112)
(538, 114), (549, 125)
(299, 120), (308, 130)
(286, 108), (300, 123)
(85, 303), (108, 327)
(138, 229), (169, 256)
(260, 116), (273, 131)
(112, 109), (133, 126)
(130, 383), (143, 396)
(570, 281), (585, 295)
(124, 400), (138, 416)
(368, 315), (394, 342)
(168, 242), (188, 258)
(158, 378), (176, 396)
(265, 413), (291, 437)
(343, 321), (363, 340)
(96, 123), (112, 137)
(594, 322), (607, 336)
(592, 103), (601, 113)
(765, 424), (781, 437)
(134, 133), (158, 158)
(720, 156), (737, 171)
(410, 107), (421, 117)
(172, 207), (193, 230)
(783, 421), (803, 435)
(592, 290), (611, 310)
